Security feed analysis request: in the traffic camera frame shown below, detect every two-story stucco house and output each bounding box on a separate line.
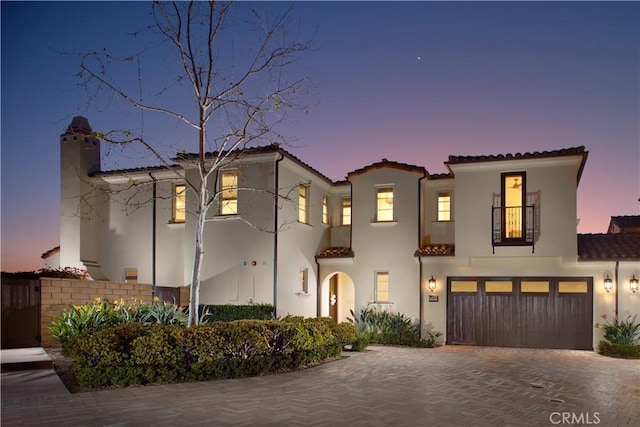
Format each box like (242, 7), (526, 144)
(59, 117), (639, 350)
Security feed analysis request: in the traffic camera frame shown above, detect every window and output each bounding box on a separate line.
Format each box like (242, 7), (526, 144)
(375, 272), (389, 301)
(501, 172), (526, 239)
(558, 281), (588, 293)
(485, 281), (513, 293)
(299, 269), (308, 293)
(437, 192), (451, 221)
(172, 184), (186, 223)
(298, 184), (309, 224)
(220, 171), (238, 215)
(342, 198), (351, 225)
(125, 268), (138, 284)
(450, 281), (477, 292)
(322, 195), (329, 225)
(521, 281), (549, 293)
(376, 187), (394, 222)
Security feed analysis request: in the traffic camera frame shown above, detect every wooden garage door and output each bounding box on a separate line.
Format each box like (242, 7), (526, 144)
(447, 277), (592, 350)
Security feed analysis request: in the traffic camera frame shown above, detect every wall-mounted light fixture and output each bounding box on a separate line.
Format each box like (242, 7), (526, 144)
(630, 275), (639, 293)
(603, 275), (613, 293)
(428, 276), (437, 292)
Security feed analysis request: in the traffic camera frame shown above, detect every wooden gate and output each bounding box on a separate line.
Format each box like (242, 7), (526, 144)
(155, 286), (181, 306)
(1, 279), (41, 349)
(447, 277), (593, 350)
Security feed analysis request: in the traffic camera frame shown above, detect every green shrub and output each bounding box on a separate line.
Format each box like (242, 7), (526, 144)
(598, 340), (640, 359)
(333, 322), (358, 348)
(50, 298), (188, 348)
(596, 313), (640, 345)
(64, 317), (343, 388)
(349, 308), (420, 345)
(350, 332), (370, 352)
(49, 298), (118, 348)
(198, 304), (275, 323)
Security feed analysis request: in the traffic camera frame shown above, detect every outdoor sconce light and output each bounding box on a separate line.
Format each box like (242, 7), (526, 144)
(603, 275), (613, 293)
(630, 275), (639, 293)
(428, 276), (437, 292)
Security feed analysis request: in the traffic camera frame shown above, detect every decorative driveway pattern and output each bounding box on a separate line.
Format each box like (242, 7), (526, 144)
(2, 346), (639, 426)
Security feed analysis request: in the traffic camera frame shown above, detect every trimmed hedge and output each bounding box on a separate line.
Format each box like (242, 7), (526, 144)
(199, 304), (275, 322)
(64, 317), (343, 388)
(598, 340), (640, 359)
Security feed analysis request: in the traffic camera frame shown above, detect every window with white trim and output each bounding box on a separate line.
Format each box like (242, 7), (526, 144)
(437, 192), (451, 221)
(298, 184), (309, 224)
(375, 271), (390, 302)
(299, 269), (308, 293)
(376, 187), (394, 222)
(322, 195), (329, 225)
(172, 184), (186, 223)
(341, 198), (351, 225)
(219, 171), (238, 215)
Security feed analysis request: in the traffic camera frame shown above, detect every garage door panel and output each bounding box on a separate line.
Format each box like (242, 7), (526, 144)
(447, 293), (478, 345)
(447, 277), (592, 350)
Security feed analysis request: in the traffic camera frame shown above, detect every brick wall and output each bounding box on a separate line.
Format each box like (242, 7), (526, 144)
(40, 277), (153, 347)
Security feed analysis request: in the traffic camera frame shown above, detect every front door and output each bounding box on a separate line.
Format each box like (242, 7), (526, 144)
(329, 275), (338, 322)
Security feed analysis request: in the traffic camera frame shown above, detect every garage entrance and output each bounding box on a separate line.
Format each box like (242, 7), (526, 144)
(447, 277), (593, 350)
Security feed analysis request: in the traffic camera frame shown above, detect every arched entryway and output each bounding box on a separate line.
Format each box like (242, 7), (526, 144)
(320, 272), (355, 323)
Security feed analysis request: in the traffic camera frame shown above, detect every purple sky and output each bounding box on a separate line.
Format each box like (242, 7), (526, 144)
(2, 1), (639, 272)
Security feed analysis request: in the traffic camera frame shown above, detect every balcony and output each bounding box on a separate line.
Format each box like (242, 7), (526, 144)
(491, 205), (536, 253)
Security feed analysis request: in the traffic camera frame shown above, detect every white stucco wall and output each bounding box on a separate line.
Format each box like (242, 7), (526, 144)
(450, 156), (583, 263)
(345, 166), (422, 321)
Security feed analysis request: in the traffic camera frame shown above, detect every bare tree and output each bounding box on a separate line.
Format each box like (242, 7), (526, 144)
(78, 1), (311, 325)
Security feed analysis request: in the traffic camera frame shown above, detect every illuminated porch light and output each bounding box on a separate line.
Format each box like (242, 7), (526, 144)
(630, 275), (639, 293)
(428, 276), (437, 292)
(603, 275), (613, 293)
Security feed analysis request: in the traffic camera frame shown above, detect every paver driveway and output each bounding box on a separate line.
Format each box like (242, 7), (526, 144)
(2, 345), (639, 426)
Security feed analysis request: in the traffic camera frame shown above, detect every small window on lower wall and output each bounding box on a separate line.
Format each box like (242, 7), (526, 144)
(125, 268), (138, 284)
(485, 281), (513, 292)
(559, 281), (588, 293)
(521, 281), (550, 293)
(451, 281), (477, 292)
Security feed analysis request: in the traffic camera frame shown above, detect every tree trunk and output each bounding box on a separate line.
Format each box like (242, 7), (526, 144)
(188, 180), (207, 326)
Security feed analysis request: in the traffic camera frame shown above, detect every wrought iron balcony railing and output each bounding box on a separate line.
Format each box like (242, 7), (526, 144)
(491, 205), (536, 253)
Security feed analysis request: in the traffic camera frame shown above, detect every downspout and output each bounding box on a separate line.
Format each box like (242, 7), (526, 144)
(417, 172), (428, 338)
(315, 256), (321, 318)
(149, 173), (157, 299)
(615, 260), (619, 315)
(273, 151), (285, 316)
(348, 179), (353, 250)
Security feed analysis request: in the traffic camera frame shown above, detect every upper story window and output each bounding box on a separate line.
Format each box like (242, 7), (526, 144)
(298, 184), (309, 224)
(172, 184), (186, 223)
(220, 171), (238, 215)
(342, 198), (351, 225)
(322, 195), (329, 225)
(502, 172), (526, 239)
(437, 192), (451, 221)
(375, 271), (390, 302)
(376, 187), (394, 222)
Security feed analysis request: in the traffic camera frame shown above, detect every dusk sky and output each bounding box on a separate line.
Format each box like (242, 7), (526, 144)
(2, 1), (639, 272)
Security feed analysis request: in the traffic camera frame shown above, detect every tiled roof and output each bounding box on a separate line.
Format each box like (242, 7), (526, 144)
(445, 146), (589, 184)
(609, 215), (640, 231)
(41, 246), (60, 259)
(446, 146), (587, 165)
(92, 164), (182, 177)
(577, 233), (640, 261)
(348, 159), (427, 178)
(428, 173), (454, 180)
(316, 247), (355, 259)
(174, 144), (334, 184)
(414, 244), (455, 257)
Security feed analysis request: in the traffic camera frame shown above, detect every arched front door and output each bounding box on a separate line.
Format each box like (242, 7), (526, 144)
(322, 272), (354, 323)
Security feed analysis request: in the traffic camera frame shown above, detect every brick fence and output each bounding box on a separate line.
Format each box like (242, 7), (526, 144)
(39, 278), (190, 347)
